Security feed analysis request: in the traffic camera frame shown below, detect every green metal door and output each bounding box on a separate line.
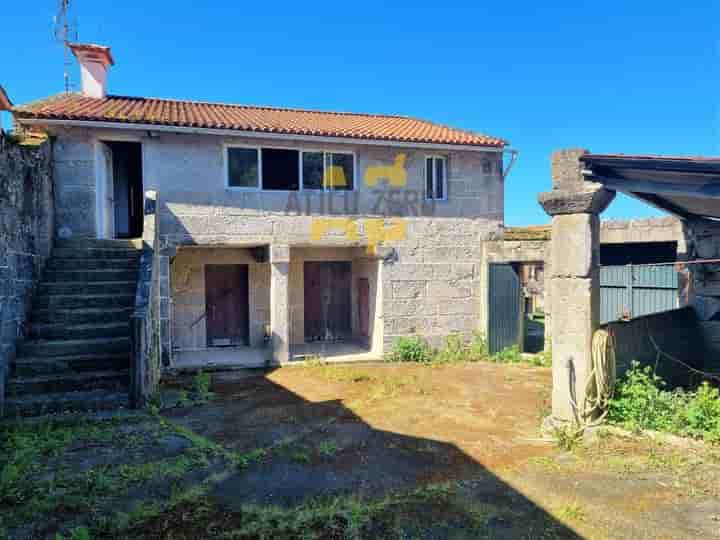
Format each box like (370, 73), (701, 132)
(488, 263), (523, 354)
(600, 264), (679, 323)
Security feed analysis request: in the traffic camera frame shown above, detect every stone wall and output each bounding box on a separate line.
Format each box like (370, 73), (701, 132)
(0, 134), (53, 413)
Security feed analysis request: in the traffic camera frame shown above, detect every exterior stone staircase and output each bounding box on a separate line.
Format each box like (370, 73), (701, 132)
(6, 238), (142, 416)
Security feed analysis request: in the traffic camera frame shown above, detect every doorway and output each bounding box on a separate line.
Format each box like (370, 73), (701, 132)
(98, 141), (143, 239)
(304, 261), (352, 342)
(205, 264), (250, 347)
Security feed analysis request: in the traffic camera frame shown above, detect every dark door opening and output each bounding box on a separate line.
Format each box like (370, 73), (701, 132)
(205, 264), (250, 347)
(304, 261), (352, 342)
(108, 141), (143, 238)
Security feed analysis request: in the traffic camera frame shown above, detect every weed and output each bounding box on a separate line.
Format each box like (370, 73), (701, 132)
(193, 371), (212, 400)
(490, 344), (522, 364)
(291, 450), (311, 464)
(387, 336), (433, 363)
(54, 527), (92, 540)
(608, 362), (720, 442)
(319, 440), (339, 457)
(553, 425), (583, 451)
(435, 333), (468, 363)
(557, 502), (586, 522)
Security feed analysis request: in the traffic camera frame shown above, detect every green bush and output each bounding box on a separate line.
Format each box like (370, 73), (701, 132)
(685, 383), (720, 442)
(387, 336), (433, 363)
(608, 362), (720, 442)
(490, 344), (522, 364)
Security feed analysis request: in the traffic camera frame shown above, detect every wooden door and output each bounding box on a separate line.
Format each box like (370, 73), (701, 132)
(357, 278), (370, 338)
(304, 261), (351, 341)
(205, 264), (249, 347)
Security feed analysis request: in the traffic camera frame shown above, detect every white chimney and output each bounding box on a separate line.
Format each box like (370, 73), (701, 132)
(68, 43), (114, 98)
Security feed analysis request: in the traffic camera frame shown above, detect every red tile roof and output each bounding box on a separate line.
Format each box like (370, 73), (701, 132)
(13, 93), (506, 148)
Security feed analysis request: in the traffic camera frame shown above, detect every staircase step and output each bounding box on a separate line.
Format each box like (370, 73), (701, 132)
(53, 247), (142, 259)
(55, 238), (143, 249)
(32, 307), (133, 324)
(4, 389), (129, 417)
(44, 269), (139, 282)
(38, 281), (137, 296)
(18, 337), (130, 358)
(28, 322), (130, 340)
(8, 370), (130, 395)
(11, 353), (130, 376)
(34, 294), (135, 310)
(47, 258), (140, 270)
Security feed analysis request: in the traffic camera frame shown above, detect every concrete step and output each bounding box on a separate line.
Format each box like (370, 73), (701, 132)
(28, 321), (130, 341)
(44, 269), (138, 282)
(7, 369), (130, 396)
(32, 307), (133, 325)
(38, 281), (137, 296)
(18, 336), (130, 358)
(4, 389), (129, 417)
(47, 258), (140, 270)
(52, 247), (142, 259)
(11, 353), (130, 377)
(34, 293), (135, 310)
(55, 238), (143, 249)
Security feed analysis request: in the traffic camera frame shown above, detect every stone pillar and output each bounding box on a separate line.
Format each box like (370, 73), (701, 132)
(270, 244), (291, 365)
(539, 149), (615, 422)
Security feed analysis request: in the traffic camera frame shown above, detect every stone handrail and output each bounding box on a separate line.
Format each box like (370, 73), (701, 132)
(129, 191), (160, 407)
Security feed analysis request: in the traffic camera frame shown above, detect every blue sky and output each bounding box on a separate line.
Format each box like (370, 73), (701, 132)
(3, 1), (718, 225)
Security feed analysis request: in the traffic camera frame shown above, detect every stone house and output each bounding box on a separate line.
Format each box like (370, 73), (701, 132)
(6, 42), (510, 403)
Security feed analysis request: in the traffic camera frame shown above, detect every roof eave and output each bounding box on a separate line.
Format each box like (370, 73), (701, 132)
(15, 116), (506, 151)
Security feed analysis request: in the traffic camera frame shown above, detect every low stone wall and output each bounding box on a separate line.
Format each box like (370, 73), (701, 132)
(0, 135), (54, 414)
(604, 307), (705, 388)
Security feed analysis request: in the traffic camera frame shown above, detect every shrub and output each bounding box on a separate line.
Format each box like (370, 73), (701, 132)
(388, 336), (433, 363)
(684, 383), (720, 442)
(608, 362), (720, 442)
(607, 363), (684, 433)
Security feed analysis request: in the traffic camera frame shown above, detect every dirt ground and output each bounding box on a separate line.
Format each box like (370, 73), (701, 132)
(3, 362), (720, 539)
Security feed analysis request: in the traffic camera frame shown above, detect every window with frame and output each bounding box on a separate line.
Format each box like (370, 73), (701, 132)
(302, 151), (354, 191)
(227, 147), (260, 188)
(425, 155), (447, 200)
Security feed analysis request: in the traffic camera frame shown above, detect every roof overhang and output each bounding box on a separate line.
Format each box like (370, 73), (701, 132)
(16, 117), (505, 153)
(580, 153), (720, 221)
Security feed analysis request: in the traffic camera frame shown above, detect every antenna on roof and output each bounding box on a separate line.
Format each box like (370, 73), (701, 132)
(53, 0), (78, 93)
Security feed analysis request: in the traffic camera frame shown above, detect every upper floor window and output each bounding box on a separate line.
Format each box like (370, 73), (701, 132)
(425, 155), (447, 200)
(226, 145), (354, 191)
(302, 151), (354, 191)
(227, 147), (260, 189)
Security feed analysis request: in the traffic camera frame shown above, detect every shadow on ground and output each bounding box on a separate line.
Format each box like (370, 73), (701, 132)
(3, 363), (579, 538)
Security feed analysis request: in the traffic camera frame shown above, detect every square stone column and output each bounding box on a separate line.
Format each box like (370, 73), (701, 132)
(270, 245), (291, 365)
(539, 149), (615, 423)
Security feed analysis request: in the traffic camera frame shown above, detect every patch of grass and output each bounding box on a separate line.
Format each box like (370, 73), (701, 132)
(319, 440), (339, 457)
(553, 425), (583, 451)
(557, 502), (586, 522)
(54, 526), (92, 540)
(300, 360), (377, 384)
(608, 362), (720, 442)
(387, 336), (434, 363)
(488, 344), (523, 364)
(290, 450), (311, 464)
